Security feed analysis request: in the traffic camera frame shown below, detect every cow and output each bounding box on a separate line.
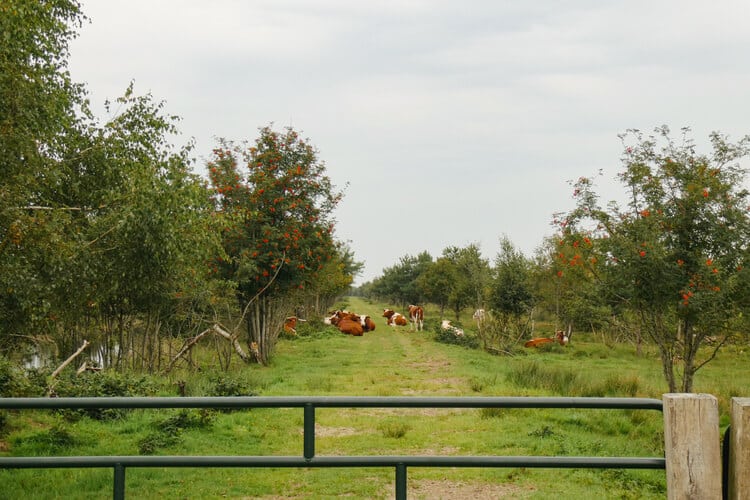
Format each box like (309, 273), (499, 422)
(441, 319), (464, 337)
(383, 308), (408, 327)
(283, 316), (306, 336)
(361, 315), (376, 332)
(524, 330), (569, 348)
(408, 304), (424, 331)
(472, 309), (486, 324)
(325, 310), (366, 336)
(337, 317), (364, 336)
(324, 310), (350, 326)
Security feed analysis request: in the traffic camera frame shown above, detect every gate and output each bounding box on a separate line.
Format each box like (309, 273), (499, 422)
(0, 396), (665, 499)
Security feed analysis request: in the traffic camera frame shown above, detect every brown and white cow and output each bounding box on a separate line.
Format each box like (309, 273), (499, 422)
(325, 310), (366, 336)
(283, 316), (306, 336)
(337, 317), (364, 336)
(408, 304), (424, 331)
(524, 330), (569, 348)
(362, 315), (376, 332)
(382, 308), (408, 327)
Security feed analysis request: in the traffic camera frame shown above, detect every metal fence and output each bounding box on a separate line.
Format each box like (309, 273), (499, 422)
(0, 396), (665, 499)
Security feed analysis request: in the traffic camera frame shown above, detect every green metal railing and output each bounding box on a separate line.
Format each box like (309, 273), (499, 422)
(0, 396), (665, 499)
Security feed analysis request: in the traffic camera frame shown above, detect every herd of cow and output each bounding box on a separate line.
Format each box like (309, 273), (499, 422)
(283, 305), (569, 347)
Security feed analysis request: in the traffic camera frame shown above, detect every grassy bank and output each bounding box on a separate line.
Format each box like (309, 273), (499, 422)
(1, 297), (747, 498)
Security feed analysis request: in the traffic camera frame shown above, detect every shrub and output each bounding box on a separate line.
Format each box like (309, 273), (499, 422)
(432, 324), (480, 349)
(139, 409), (215, 455)
(52, 370), (159, 420)
(378, 420), (410, 439)
(0, 356), (43, 397)
(20, 425), (79, 453)
(205, 373), (258, 397)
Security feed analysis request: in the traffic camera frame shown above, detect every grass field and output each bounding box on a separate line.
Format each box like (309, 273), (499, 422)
(1, 296), (748, 499)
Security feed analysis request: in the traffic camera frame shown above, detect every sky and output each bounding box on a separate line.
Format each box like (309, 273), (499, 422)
(67, 1), (750, 285)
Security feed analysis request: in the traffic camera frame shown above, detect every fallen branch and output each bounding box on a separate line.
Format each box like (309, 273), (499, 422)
(50, 340), (90, 379)
(47, 340), (90, 396)
(163, 328), (213, 374)
(162, 324), (253, 375)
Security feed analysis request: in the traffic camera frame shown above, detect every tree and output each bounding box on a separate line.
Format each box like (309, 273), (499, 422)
(416, 257), (457, 316)
(207, 127), (344, 364)
(442, 244), (489, 320)
(303, 242), (363, 315)
(0, 0), (88, 345)
(479, 237), (535, 352)
(559, 126), (750, 392)
(371, 252), (432, 307)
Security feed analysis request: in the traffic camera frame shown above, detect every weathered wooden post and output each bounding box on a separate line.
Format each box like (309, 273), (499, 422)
(729, 397), (750, 499)
(662, 393), (721, 499)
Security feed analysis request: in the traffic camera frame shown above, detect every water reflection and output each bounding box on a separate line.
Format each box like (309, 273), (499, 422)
(22, 341), (118, 370)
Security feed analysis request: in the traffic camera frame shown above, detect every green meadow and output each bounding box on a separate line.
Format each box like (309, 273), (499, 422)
(2, 296), (748, 499)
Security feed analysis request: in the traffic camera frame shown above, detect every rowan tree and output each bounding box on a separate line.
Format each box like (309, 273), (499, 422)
(558, 126), (750, 392)
(207, 127), (344, 364)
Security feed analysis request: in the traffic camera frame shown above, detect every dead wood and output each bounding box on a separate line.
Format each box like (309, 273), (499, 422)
(162, 324), (253, 374)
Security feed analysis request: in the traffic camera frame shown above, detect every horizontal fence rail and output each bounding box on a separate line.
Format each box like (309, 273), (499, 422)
(0, 396), (666, 499)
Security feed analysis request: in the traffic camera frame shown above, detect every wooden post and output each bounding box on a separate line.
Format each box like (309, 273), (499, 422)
(729, 397), (750, 499)
(662, 393), (721, 500)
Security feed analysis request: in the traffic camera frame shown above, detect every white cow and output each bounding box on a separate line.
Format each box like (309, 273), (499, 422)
(441, 319), (464, 337)
(472, 309), (486, 323)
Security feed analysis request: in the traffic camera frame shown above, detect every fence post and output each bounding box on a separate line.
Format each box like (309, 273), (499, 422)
(662, 393), (721, 500)
(728, 397), (750, 499)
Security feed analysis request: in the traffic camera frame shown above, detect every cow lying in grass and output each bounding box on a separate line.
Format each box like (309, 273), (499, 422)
(382, 308), (408, 327)
(524, 330), (569, 348)
(441, 319), (464, 337)
(325, 310), (375, 336)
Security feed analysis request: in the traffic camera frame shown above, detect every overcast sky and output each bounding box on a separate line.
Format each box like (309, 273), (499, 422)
(68, 1), (750, 284)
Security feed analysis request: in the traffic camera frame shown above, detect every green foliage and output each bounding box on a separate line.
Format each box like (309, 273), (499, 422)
(558, 126), (750, 392)
(53, 370), (158, 420)
(207, 127), (347, 364)
(432, 322), (479, 349)
(17, 424), (79, 454)
(371, 251), (433, 305)
(139, 409), (215, 454)
(0, 355), (35, 397)
(204, 372), (258, 398)
(490, 236), (535, 317)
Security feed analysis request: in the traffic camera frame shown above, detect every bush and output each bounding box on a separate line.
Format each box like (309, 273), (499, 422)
(19, 425), (79, 453)
(205, 372), (258, 397)
(139, 409), (215, 454)
(378, 420), (410, 438)
(52, 370), (159, 420)
(0, 356), (44, 397)
(432, 323), (480, 349)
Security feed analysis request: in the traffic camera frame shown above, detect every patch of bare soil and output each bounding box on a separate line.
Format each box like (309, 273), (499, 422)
(408, 359), (452, 373)
(298, 423), (361, 438)
(390, 479), (533, 499)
